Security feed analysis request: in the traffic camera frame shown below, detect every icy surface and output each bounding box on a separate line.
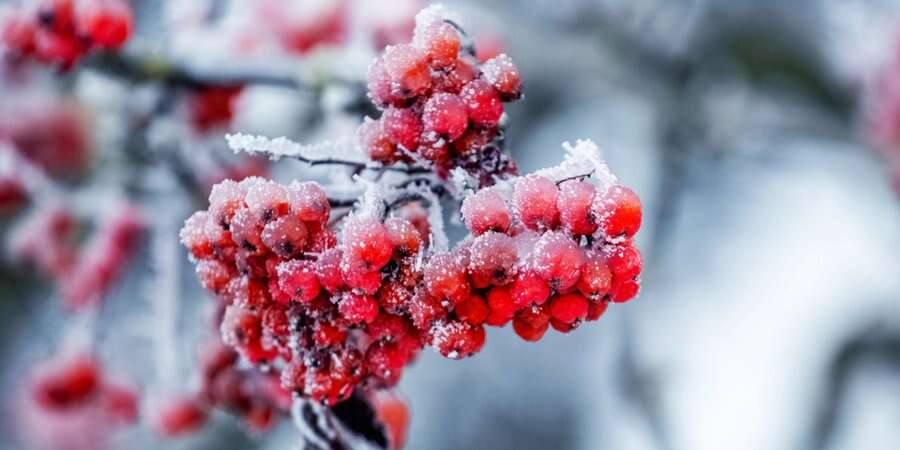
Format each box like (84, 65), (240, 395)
(226, 132), (367, 163)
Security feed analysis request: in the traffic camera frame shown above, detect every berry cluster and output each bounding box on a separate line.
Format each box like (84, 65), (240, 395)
(181, 177), (431, 405)
(0, 97), (92, 178)
(1, 0), (132, 69)
(11, 203), (144, 310)
(359, 8), (521, 186)
(152, 340), (291, 437)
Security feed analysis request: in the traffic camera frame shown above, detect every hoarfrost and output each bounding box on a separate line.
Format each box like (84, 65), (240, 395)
(225, 132), (367, 164)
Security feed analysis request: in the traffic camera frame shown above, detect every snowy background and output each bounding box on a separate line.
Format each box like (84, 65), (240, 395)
(3, 0), (900, 449)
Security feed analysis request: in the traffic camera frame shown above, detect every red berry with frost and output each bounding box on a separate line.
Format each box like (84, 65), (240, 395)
(307, 223), (337, 252)
(181, 211), (214, 259)
(532, 231), (585, 292)
(316, 248), (344, 292)
(208, 179), (246, 230)
(460, 79), (503, 127)
(434, 57), (477, 94)
(342, 267), (383, 295)
(366, 341), (406, 385)
(558, 180), (598, 235)
(578, 253), (612, 301)
(195, 259), (234, 294)
(367, 59), (398, 107)
(510, 270), (551, 307)
(382, 44), (431, 97)
(230, 208), (264, 252)
(461, 189), (511, 235)
(76, 0), (132, 48)
(377, 281), (413, 313)
(548, 293), (588, 324)
(382, 107), (423, 152)
(313, 321), (348, 348)
(485, 286), (518, 326)
(408, 290), (447, 330)
(289, 181), (330, 224)
(512, 306), (550, 342)
(454, 293), (489, 326)
(245, 179), (290, 223)
(384, 217), (422, 256)
(514, 175), (559, 231)
(276, 260), (321, 303)
(423, 252), (470, 306)
(261, 215), (307, 258)
(339, 292), (379, 324)
(481, 54), (522, 100)
(549, 317), (575, 333)
(414, 21), (460, 68)
(367, 312), (409, 342)
(422, 93), (468, 142)
(342, 217), (394, 272)
(429, 320), (485, 359)
(359, 117), (399, 163)
(467, 232), (518, 288)
(594, 185), (642, 240)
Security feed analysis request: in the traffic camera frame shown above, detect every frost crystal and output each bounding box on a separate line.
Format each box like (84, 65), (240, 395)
(533, 139), (618, 189)
(225, 133), (366, 163)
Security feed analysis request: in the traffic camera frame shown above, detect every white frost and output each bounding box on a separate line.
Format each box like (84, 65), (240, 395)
(225, 132), (367, 163)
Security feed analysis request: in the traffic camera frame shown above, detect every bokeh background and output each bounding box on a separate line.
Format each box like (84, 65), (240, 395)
(2, 0), (900, 449)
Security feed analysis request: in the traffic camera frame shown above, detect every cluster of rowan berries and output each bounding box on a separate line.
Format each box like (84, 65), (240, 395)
(448, 175), (643, 341)
(1, 0), (132, 69)
(359, 8), (521, 186)
(11, 203), (144, 310)
(181, 176), (431, 405)
(152, 340), (292, 437)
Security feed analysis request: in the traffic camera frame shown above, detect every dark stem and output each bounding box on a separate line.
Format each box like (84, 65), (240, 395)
(555, 171), (595, 185)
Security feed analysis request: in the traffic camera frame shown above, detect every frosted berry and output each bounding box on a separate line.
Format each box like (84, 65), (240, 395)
(384, 217), (422, 256)
(577, 253), (612, 301)
(594, 185), (642, 240)
(558, 180), (598, 235)
(422, 93), (468, 142)
(245, 179), (290, 223)
(485, 286), (518, 326)
(510, 270), (551, 307)
(460, 189), (511, 235)
(481, 54), (522, 100)
(423, 252), (469, 306)
(382, 44), (431, 97)
(359, 117), (399, 163)
(261, 215), (307, 258)
(429, 320), (485, 359)
(413, 21), (460, 68)
(289, 181), (331, 224)
(532, 231), (585, 291)
(276, 260), (320, 303)
(513, 175), (559, 230)
(459, 79), (504, 127)
(467, 232), (518, 288)
(339, 292), (380, 324)
(342, 217), (395, 272)
(315, 248), (344, 292)
(382, 107), (423, 152)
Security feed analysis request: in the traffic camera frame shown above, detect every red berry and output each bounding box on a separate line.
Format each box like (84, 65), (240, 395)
(208, 179), (246, 230)
(366, 341), (406, 385)
(513, 175), (559, 231)
(459, 79), (503, 127)
(414, 21), (460, 68)
(481, 54), (522, 100)
(276, 260), (321, 303)
(454, 293), (489, 326)
(512, 306), (550, 342)
(316, 248), (344, 292)
(577, 253), (612, 301)
(76, 0), (132, 48)
(313, 321), (348, 348)
(382, 44), (431, 97)
(408, 290), (447, 330)
(423, 252), (470, 306)
(382, 107), (423, 152)
(289, 181), (331, 224)
(510, 270), (551, 307)
(33, 355), (101, 409)
(367, 312), (410, 342)
(245, 179), (290, 223)
(548, 293), (588, 324)
(99, 383), (139, 424)
(377, 280), (413, 313)
(532, 231), (585, 292)
(384, 217), (422, 256)
(586, 300), (609, 321)
(485, 286), (518, 326)
(342, 217), (395, 272)
(261, 214), (307, 258)
(558, 180), (598, 235)
(339, 292), (379, 324)
(422, 92), (468, 142)
(358, 117), (399, 163)
(460, 189), (511, 235)
(594, 185), (642, 240)
(467, 232), (518, 288)
(429, 320), (485, 359)
(195, 259), (234, 294)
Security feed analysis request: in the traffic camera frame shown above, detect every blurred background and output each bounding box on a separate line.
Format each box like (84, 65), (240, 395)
(2, 0), (900, 449)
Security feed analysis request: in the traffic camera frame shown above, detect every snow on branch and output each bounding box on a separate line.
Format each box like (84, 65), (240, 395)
(533, 139), (618, 188)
